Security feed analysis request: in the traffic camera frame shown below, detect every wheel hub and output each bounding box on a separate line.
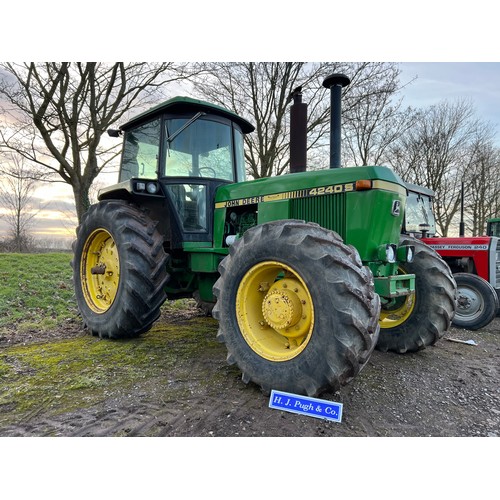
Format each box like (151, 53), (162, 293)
(380, 294), (415, 327)
(457, 289), (480, 315)
(379, 266), (416, 329)
(262, 285), (302, 331)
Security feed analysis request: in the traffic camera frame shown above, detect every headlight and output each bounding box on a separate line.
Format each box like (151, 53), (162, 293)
(407, 246), (414, 263)
(397, 245), (415, 263)
(386, 244), (397, 263)
(146, 182), (159, 194)
(378, 244), (397, 263)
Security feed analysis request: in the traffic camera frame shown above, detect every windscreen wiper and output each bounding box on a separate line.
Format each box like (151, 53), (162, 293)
(166, 112), (206, 143)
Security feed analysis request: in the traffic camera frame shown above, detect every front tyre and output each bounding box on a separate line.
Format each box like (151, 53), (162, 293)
(72, 200), (169, 339)
(377, 236), (456, 353)
(452, 273), (499, 330)
(213, 221), (380, 397)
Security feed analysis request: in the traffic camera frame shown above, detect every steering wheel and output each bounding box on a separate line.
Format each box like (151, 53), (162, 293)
(199, 166), (217, 178)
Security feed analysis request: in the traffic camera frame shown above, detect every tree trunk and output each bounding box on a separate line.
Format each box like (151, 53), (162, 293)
(73, 183), (92, 223)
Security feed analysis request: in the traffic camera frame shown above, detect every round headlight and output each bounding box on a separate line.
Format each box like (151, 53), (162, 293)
(146, 182), (158, 194)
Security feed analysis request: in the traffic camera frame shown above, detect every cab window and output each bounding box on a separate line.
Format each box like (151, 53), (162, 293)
(405, 192), (436, 234)
(165, 184), (207, 232)
(234, 128), (247, 182)
(120, 118), (161, 182)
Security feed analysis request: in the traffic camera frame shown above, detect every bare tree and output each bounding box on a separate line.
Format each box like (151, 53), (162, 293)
(0, 153), (44, 251)
(0, 62), (197, 222)
(389, 99), (481, 236)
(463, 137), (500, 235)
(191, 62), (403, 178)
(342, 84), (418, 166)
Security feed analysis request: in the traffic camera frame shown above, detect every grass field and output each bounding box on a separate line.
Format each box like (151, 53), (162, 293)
(0, 253), (79, 333)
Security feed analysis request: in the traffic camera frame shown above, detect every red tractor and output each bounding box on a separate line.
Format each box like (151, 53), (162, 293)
(404, 184), (499, 330)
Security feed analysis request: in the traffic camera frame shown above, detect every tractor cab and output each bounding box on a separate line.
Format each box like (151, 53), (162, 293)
(403, 183), (437, 237)
(101, 96), (254, 246)
(487, 218), (500, 237)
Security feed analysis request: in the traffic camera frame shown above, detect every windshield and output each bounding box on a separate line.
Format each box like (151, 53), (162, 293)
(405, 191), (436, 235)
(163, 117), (236, 181)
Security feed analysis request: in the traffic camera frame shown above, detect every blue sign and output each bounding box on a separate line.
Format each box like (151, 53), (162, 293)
(269, 390), (343, 423)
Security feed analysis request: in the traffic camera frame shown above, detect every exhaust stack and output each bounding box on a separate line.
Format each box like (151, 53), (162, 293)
(289, 87), (308, 173)
(322, 73), (350, 168)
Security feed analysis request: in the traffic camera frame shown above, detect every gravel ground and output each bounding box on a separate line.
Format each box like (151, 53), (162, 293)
(1, 310), (498, 498)
(1, 312), (498, 437)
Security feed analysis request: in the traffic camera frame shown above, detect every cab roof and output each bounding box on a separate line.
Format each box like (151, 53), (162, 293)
(405, 182), (435, 198)
(120, 96), (255, 134)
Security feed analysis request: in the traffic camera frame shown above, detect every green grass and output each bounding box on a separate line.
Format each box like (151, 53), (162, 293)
(0, 253), (79, 333)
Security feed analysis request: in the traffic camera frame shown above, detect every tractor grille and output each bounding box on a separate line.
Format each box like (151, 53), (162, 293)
(290, 194), (346, 238)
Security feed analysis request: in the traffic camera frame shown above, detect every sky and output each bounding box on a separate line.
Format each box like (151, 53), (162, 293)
(398, 62), (500, 134)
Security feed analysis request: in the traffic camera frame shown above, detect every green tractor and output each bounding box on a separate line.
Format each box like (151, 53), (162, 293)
(487, 218), (500, 237)
(72, 74), (456, 397)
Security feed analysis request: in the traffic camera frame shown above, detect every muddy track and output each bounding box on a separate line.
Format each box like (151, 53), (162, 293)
(0, 308), (499, 437)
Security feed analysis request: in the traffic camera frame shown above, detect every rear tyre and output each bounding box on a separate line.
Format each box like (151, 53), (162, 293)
(72, 200), (169, 339)
(213, 220), (380, 397)
(377, 236), (456, 353)
(452, 273), (499, 330)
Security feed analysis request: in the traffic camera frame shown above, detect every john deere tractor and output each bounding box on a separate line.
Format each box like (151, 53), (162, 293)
(72, 74), (456, 397)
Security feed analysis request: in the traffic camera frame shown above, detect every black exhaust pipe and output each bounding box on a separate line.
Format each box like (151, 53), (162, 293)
(322, 73), (350, 168)
(289, 87), (307, 173)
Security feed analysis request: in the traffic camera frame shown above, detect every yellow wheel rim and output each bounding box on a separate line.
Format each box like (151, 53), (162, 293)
(236, 261), (314, 362)
(80, 228), (120, 314)
(379, 268), (416, 328)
